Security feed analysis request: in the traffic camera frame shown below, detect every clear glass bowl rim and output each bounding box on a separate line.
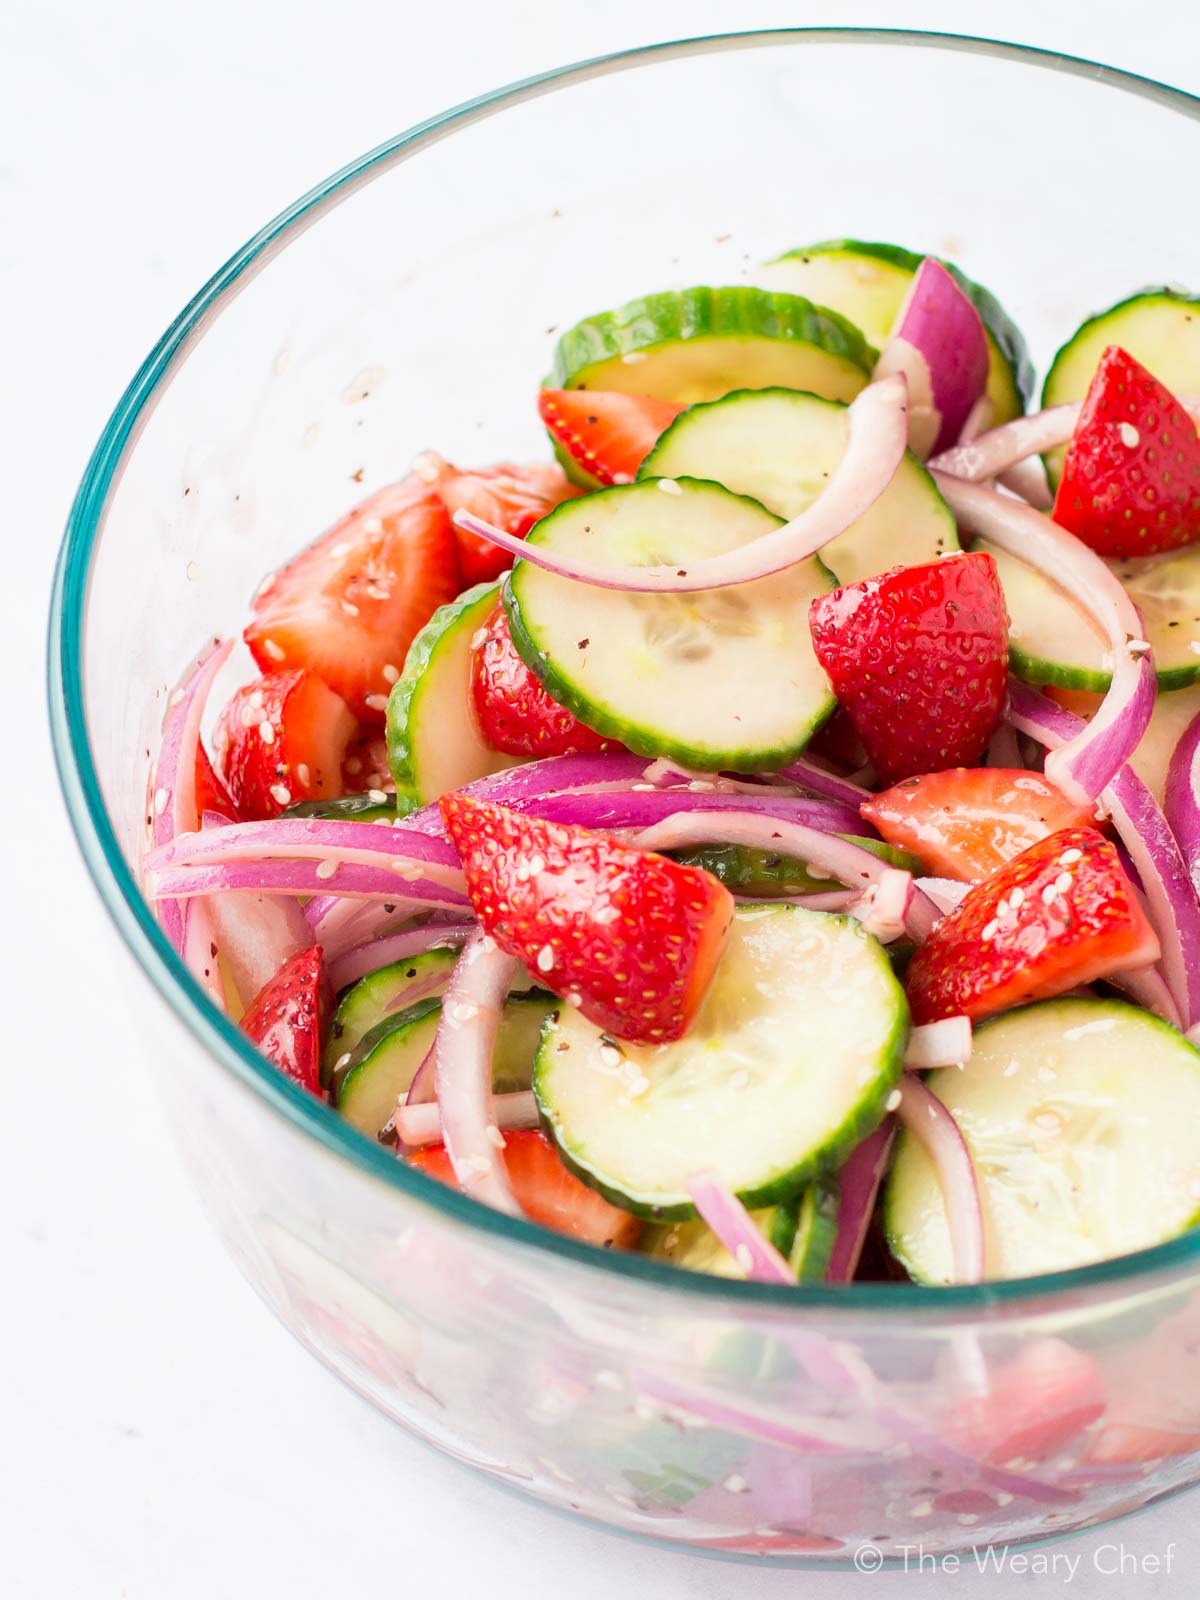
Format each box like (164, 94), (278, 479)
(47, 25), (1200, 1314)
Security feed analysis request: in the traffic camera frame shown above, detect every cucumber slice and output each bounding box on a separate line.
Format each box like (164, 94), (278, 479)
(324, 946), (461, 1086)
(549, 286), (873, 407)
(979, 537), (1200, 689)
(1041, 287), (1200, 487)
(640, 1200), (799, 1279)
(534, 904), (907, 1217)
(1130, 682), (1200, 802)
(386, 581), (520, 809)
(283, 793), (397, 823)
(336, 992), (555, 1140)
(788, 1178), (840, 1282)
(505, 479), (836, 770)
(670, 837), (923, 897)
(640, 388), (958, 586)
(758, 239), (1032, 423)
(885, 998), (1200, 1283)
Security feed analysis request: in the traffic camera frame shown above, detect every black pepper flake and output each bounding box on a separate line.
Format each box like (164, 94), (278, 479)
(210, 942), (218, 959)
(577, 637), (589, 650)
(384, 903), (396, 914)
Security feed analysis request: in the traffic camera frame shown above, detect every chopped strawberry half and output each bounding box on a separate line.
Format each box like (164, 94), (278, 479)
(439, 793), (734, 1045)
(471, 604), (614, 758)
(240, 944), (325, 1097)
(214, 669), (356, 821)
(340, 728), (393, 795)
(809, 552), (1009, 786)
(195, 742), (237, 820)
(1053, 344), (1200, 557)
(411, 1130), (642, 1249)
(538, 389), (684, 488)
(861, 768), (1094, 882)
(905, 825), (1160, 1024)
(245, 477), (461, 722)
(949, 1338), (1105, 1465)
(413, 452), (581, 584)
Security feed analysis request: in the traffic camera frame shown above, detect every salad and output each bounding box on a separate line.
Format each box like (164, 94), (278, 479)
(145, 239), (1200, 1291)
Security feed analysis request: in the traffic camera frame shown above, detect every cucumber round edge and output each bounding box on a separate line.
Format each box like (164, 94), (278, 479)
(533, 905), (909, 1221)
(761, 238), (1034, 417)
(503, 476), (838, 772)
(548, 285), (874, 405)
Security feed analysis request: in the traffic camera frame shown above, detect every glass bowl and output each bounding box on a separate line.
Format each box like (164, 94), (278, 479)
(49, 27), (1200, 1565)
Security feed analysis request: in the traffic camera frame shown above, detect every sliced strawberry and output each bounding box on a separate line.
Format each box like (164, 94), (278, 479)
(905, 825), (1159, 1024)
(439, 793), (734, 1045)
(1053, 344), (1200, 557)
(214, 669), (356, 821)
(195, 742), (237, 820)
(471, 605), (613, 758)
(240, 943), (325, 1096)
(809, 552), (1009, 786)
(411, 1129), (642, 1248)
(413, 452), (581, 584)
(861, 768), (1094, 882)
(949, 1338), (1105, 1465)
(538, 389), (684, 488)
(245, 477), (462, 722)
(340, 728), (393, 795)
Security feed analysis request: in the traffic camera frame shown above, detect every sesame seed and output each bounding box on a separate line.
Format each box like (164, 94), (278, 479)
(470, 628), (489, 650)
(262, 638), (285, 661)
(1054, 872), (1074, 894)
(885, 1088), (902, 1111)
(734, 1244), (754, 1271)
(451, 1002), (479, 1023)
(980, 918), (1000, 940)
(258, 720), (276, 745)
(315, 859), (338, 880)
(365, 584), (390, 601)
(296, 763), (311, 787)
(1008, 886), (1025, 907)
(382, 663), (399, 684)
(566, 991), (583, 1008)
(364, 693), (389, 712)
(1119, 422), (1140, 448)
(657, 478), (682, 495)
(1058, 848), (1082, 866)
(255, 573), (276, 599)
(334, 1052), (352, 1072)
(368, 788), (388, 803)
(723, 1474), (748, 1494)
(1127, 638), (1152, 657)
(598, 1043), (623, 1068)
(486, 1125), (506, 1150)
(342, 600), (360, 616)
(1041, 883), (1060, 904)
(269, 784), (292, 806)
(536, 944), (555, 972)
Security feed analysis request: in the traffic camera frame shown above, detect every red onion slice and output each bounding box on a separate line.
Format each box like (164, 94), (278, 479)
(906, 1017), (972, 1069)
(205, 891), (313, 1008)
(997, 456), (1053, 510)
(1106, 964), (1183, 1028)
(146, 816), (462, 880)
(776, 755), (873, 811)
(896, 1074), (985, 1285)
(826, 1119), (896, 1284)
(1165, 703), (1200, 895)
(434, 930), (522, 1213)
(397, 1089), (537, 1149)
(934, 474), (1156, 803)
(633, 810), (939, 941)
(853, 867), (912, 943)
(873, 259), (989, 457)
(1008, 679), (1200, 1030)
(181, 899), (225, 1010)
(328, 924), (472, 992)
(915, 876), (971, 915)
(531, 787), (863, 837)
(451, 376), (909, 593)
(148, 637), (233, 953)
(686, 1173), (795, 1284)
(148, 858), (468, 906)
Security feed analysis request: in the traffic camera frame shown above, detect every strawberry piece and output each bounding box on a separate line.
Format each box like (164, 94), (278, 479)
(949, 1338), (1105, 1465)
(214, 669), (356, 821)
(411, 1130), (642, 1249)
(861, 768), (1093, 882)
(413, 452), (581, 584)
(1053, 344), (1200, 557)
(538, 389), (684, 488)
(809, 552), (1009, 786)
(195, 742), (237, 820)
(471, 605), (613, 758)
(439, 793), (734, 1044)
(240, 944), (325, 1096)
(245, 477), (461, 722)
(340, 728), (393, 795)
(905, 825), (1159, 1024)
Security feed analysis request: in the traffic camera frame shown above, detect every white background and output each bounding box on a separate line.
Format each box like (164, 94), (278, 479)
(5, 1), (1200, 1595)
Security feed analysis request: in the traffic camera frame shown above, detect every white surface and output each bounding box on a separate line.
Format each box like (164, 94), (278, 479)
(5, 1), (1200, 1595)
